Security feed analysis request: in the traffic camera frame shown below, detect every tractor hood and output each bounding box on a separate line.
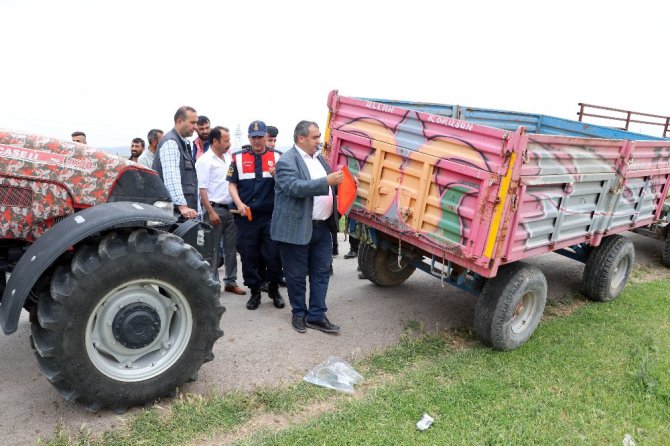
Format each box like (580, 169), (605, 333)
(0, 129), (156, 207)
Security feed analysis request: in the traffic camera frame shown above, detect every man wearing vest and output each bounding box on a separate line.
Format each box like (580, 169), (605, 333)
(152, 106), (200, 219)
(227, 120), (285, 310)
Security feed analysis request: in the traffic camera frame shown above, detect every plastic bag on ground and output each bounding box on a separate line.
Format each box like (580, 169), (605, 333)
(416, 413), (434, 431)
(303, 357), (364, 393)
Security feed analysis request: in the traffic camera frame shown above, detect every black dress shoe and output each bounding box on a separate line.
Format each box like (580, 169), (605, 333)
(278, 278), (287, 287)
(292, 316), (306, 333)
(260, 282), (269, 293)
(246, 291), (261, 310)
(305, 317), (340, 334)
(268, 289), (285, 308)
(343, 250), (357, 259)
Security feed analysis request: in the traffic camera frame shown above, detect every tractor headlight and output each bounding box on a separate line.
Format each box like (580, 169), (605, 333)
(152, 200), (173, 215)
(147, 200), (174, 226)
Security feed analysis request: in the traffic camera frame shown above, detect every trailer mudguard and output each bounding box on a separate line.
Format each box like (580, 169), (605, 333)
(0, 202), (177, 335)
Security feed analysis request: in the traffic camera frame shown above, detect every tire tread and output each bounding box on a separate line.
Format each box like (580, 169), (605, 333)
(662, 231), (670, 268)
(474, 262), (547, 351)
(358, 243), (416, 287)
(582, 235), (634, 301)
(29, 229), (223, 412)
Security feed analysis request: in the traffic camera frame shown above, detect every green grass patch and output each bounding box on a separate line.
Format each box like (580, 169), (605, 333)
(403, 319), (423, 333)
(46, 392), (253, 446)
(630, 263), (654, 283)
(251, 381), (334, 414)
(362, 331), (452, 375)
(240, 280), (670, 446)
(43, 280), (670, 446)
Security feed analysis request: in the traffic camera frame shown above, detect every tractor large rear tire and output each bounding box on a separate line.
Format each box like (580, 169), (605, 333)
(358, 242), (416, 287)
(30, 229), (224, 412)
(474, 262), (547, 351)
(582, 235), (634, 302)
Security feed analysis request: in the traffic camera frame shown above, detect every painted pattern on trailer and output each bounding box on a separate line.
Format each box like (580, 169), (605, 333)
(0, 130), (145, 241)
(328, 93), (670, 274)
(334, 108), (492, 249)
(509, 136), (670, 259)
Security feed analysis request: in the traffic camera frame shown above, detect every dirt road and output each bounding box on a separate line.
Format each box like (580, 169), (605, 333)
(0, 233), (667, 445)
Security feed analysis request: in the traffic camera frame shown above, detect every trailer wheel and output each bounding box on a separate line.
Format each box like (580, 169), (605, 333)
(474, 262), (547, 351)
(358, 242), (416, 287)
(582, 235), (634, 301)
(30, 229), (224, 412)
(662, 230), (670, 267)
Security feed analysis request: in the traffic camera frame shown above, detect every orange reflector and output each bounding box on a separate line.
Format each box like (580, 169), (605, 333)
(337, 166), (357, 215)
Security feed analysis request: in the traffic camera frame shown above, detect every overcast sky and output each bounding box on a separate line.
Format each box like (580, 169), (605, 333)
(2, 0), (668, 153)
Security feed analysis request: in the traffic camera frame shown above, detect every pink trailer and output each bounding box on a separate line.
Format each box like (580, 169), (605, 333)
(326, 90), (670, 350)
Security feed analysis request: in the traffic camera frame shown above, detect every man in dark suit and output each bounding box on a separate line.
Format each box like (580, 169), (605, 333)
(271, 121), (344, 334)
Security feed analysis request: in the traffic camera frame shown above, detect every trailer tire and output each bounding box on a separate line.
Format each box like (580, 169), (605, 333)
(662, 230), (670, 268)
(582, 235), (634, 301)
(474, 262), (547, 351)
(30, 229), (224, 412)
(358, 242), (416, 287)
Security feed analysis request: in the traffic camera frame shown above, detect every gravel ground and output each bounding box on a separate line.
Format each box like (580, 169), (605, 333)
(0, 232), (667, 445)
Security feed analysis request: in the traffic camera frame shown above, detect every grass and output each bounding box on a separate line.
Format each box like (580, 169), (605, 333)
(46, 392), (253, 446)
(240, 280), (670, 446)
(43, 280), (670, 446)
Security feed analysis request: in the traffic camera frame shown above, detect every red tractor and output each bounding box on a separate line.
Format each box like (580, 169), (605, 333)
(0, 130), (224, 412)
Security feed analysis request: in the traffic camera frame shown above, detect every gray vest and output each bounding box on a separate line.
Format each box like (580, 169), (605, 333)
(153, 128), (198, 210)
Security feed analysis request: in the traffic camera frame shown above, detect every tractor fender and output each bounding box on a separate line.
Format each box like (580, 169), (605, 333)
(0, 202), (177, 335)
(171, 218), (215, 265)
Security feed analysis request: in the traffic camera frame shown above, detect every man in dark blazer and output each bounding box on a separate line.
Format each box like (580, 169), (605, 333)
(271, 121), (344, 333)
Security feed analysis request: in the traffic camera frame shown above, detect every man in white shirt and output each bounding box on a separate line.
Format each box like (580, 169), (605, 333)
(196, 126), (246, 295)
(137, 128), (163, 169)
(270, 121), (344, 333)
